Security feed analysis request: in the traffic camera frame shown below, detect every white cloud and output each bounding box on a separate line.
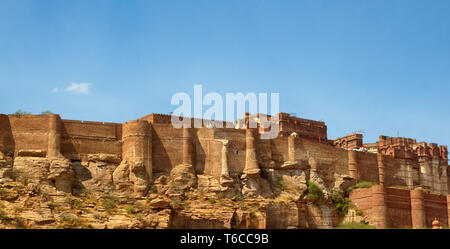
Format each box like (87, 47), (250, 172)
(52, 82), (92, 95)
(66, 82), (91, 95)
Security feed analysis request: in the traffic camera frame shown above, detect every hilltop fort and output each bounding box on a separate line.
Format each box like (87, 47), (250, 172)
(0, 112), (448, 229)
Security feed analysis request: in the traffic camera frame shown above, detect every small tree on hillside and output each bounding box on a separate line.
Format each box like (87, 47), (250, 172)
(13, 109), (31, 117)
(41, 110), (54, 115)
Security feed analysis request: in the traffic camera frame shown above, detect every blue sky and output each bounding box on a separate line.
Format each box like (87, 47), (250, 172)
(1, 0), (449, 145)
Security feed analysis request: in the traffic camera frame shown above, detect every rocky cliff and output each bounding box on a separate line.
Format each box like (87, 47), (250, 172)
(0, 150), (360, 229)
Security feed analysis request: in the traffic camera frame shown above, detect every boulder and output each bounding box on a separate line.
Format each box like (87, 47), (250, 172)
(48, 158), (75, 193)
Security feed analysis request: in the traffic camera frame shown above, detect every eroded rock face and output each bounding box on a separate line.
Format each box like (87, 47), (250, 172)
(305, 202), (336, 229)
(242, 178), (272, 198)
(17, 150), (46, 158)
(11, 156), (76, 193)
(171, 204), (235, 229)
(166, 164), (197, 197)
(87, 154), (121, 164)
(48, 158), (75, 193)
(197, 175), (221, 197)
(112, 160), (150, 197)
(232, 210), (263, 229)
(266, 168), (308, 196)
(1, 153), (344, 229)
(331, 173), (357, 192)
(265, 202), (306, 229)
(129, 161), (149, 196)
(12, 157), (51, 185)
(73, 159), (116, 194)
(146, 209), (172, 229)
(148, 197), (171, 209)
(0, 152), (13, 182)
(112, 161), (131, 193)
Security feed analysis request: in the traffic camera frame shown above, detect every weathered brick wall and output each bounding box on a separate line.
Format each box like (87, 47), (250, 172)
(383, 156), (407, 186)
(423, 193), (448, 227)
(270, 136), (288, 163)
(385, 188), (412, 228)
(61, 120), (122, 160)
(349, 187), (374, 217)
(211, 128), (246, 176)
(333, 134), (363, 149)
(255, 136), (272, 168)
(7, 115), (50, 155)
(151, 125), (245, 177)
(195, 128), (221, 177)
(350, 186), (449, 228)
(0, 115), (14, 153)
(357, 152), (379, 183)
(0, 115), (123, 160)
(448, 167), (450, 194)
(300, 139), (349, 185)
(278, 113), (327, 140)
(151, 124), (183, 173)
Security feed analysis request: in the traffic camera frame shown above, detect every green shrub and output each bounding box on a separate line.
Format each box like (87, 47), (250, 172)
(260, 168), (270, 179)
(233, 193), (244, 202)
(233, 215), (240, 223)
(125, 205), (136, 214)
(331, 189), (351, 217)
(250, 210), (257, 219)
(135, 213), (144, 221)
(149, 184), (158, 194)
(306, 181), (325, 202)
(336, 222), (376, 229)
(41, 110), (53, 115)
(349, 181), (375, 191)
(207, 198), (216, 204)
(170, 199), (181, 209)
(279, 180), (288, 191)
(13, 185), (25, 193)
(59, 212), (80, 224)
(0, 210), (10, 223)
(12, 109), (31, 117)
(41, 189), (49, 200)
(0, 188), (7, 195)
(13, 170), (31, 185)
(182, 200), (190, 209)
(47, 202), (56, 210)
(102, 197), (115, 212)
(356, 210), (363, 216)
(64, 196), (73, 205)
(271, 187), (282, 198)
(73, 199), (83, 209)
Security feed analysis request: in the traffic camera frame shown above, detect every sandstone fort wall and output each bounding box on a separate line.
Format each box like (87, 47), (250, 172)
(350, 185), (449, 228)
(4, 115), (49, 154)
(61, 119), (122, 161)
(0, 114), (447, 192)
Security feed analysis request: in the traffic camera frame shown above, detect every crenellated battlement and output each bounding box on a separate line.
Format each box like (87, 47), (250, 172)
(333, 133), (363, 149)
(378, 135), (448, 161)
(139, 113), (230, 128)
(235, 112), (327, 141)
(122, 119), (152, 138)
